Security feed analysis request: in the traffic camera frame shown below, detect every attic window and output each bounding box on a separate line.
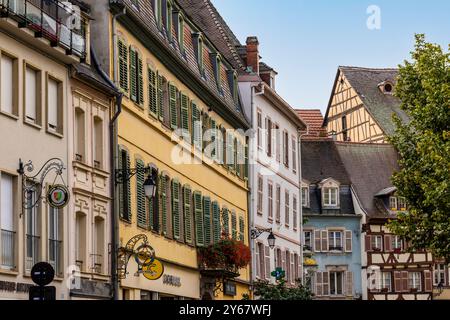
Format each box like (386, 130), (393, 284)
(379, 81), (394, 95)
(384, 83), (392, 93)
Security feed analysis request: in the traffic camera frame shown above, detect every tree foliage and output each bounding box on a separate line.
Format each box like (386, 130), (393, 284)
(253, 278), (313, 300)
(387, 34), (450, 260)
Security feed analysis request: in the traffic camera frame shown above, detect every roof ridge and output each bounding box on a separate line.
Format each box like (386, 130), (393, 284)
(339, 65), (398, 71)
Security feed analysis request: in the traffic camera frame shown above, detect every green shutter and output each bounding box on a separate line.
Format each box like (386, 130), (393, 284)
(172, 180), (180, 240)
(129, 48), (137, 102)
(157, 74), (164, 121)
(169, 83), (178, 129)
(194, 191), (204, 247)
(236, 139), (242, 177)
(136, 159), (146, 228)
(118, 40), (128, 91)
(138, 56), (144, 105)
(125, 152), (132, 222)
(203, 197), (212, 245)
(222, 208), (229, 237)
(239, 216), (245, 242)
(217, 126), (224, 165)
(149, 195), (155, 231)
(180, 93), (189, 137)
(244, 142), (249, 180)
(148, 68), (158, 116)
(160, 175), (168, 235)
(192, 103), (202, 149)
(210, 119), (217, 160)
(183, 185), (192, 244)
(202, 114), (210, 153)
(231, 211), (237, 240)
(212, 201), (220, 243)
(118, 147), (124, 219)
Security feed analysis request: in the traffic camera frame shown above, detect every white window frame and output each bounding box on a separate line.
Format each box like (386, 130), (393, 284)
(371, 235), (383, 251)
(323, 187), (339, 207)
(408, 272), (421, 291)
(304, 230), (313, 252)
(328, 230), (343, 251)
(329, 271), (344, 296)
(267, 181), (273, 220)
(389, 196), (398, 211)
(434, 264), (446, 286)
(257, 175), (263, 215)
(257, 110), (262, 150)
(381, 272), (392, 291)
(392, 235), (402, 251)
(301, 186), (309, 207)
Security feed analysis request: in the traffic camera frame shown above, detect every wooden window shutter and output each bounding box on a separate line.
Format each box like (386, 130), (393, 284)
(212, 201), (220, 243)
(322, 271), (329, 296)
(222, 208), (229, 236)
(129, 47), (137, 102)
(122, 150), (132, 222)
(137, 55), (144, 104)
(236, 140), (242, 177)
(255, 244), (260, 278)
(171, 180), (181, 240)
(169, 83), (178, 129)
(345, 271), (353, 296)
(316, 272), (323, 296)
(314, 230), (321, 252)
(194, 191), (204, 246)
(424, 270), (432, 292)
(182, 185), (193, 244)
(226, 132), (234, 170)
(290, 253), (295, 284)
(118, 40), (128, 91)
(148, 191), (155, 231)
(192, 103), (202, 150)
(384, 235), (392, 252)
(264, 246), (271, 280)
(345, 230), (352, 252)
(231, 211), (237, 240)
(394, 271), (402, 292)
(401, 271), (408, 292)
(365, 235), (372, 252)
(281, 250), (286, 273)
(203, 196), (212, 245)
(321, 230), (329, 252)
(210, 119), (217, 160)
(136, 159), (147, 228)
(157, 74), (164, 121)
(179, 93), (189, 136)
(238, 216), (245, 242)
(159, 175), (168, 235)
(244, 142), (249, 180)
(148, 68), (158, 116)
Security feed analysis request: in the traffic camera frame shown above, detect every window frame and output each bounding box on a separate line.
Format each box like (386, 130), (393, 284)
(23, 61), (42, 128)
(328, 230), (343, 251)
(46, 73), (64, 136)
(323, 186), (339, 207)
(0, 50), (19, 118)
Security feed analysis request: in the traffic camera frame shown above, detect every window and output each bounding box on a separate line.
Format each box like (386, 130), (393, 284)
(330, 271), (344, 295)
(203, 196), (213, 243)
(283, 131), (289, 167)
(215, 56), (222, 92)
(301, 187), (309, 207)
(389, 196), (397, 210)
(275, 124), (280, 162)
(381, 272), (392, 291)
(153, 0), (162, 29)
(434, 264), (446, 286)
(284, 191), (290, 227)
(93, 117), (103, 168)
(93, 216), (105, 274)
(196, 36), (204, 75)
(275, 184), (281, 223)
(398, 197), (407, 211)
(342, 116), (348, 141)
(118, 39), (128, 91)
(0, 173), (15, 269)
(129, 48), (144, 105)
(257, 175), (263, 215)
(257, 242), (265, 278)
(48, 206), (62, 276)
(392, 235), (402, 251)
(267, 181), (273, 220)
(47, 76), (63, 134)
(75, 212), (86, 272)
(25, 188), (40, 272)
(24, 65), (41, 125)
(266, 118), (272, 157)
(257, 111), (262, 149)
(323, 187), (338, 206)
(293, 196), (298, 230)
(304, 231), (312, 251)
(371, 235), (383, 251)
(408, 272), (421, 291)
(285, 250), (291, 283)
(168, 83), (178, 129)
(274, 248), (281, 268)
(118, 148), (131, 222)
(165, 0), (173, 41)
(292, 137), (297, 173)
(328, 231), (343, 251)
(75, 107), (85, 161)
(0, 53), (18, 116)
(178, 15), (185, 54)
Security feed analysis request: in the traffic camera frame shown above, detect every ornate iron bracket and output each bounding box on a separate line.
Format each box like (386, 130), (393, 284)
(17, 158), (67, 218)
(117, 234), (156, 279)
(115, 166), (152, 185)
(250, 227), (272, 240)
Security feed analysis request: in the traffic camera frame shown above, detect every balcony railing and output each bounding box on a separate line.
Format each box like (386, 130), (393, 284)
(0, 0), (87, 59)
(49, 239), (62, 276)
(1, 229), (15, 269)
(26, 234), (40, 271)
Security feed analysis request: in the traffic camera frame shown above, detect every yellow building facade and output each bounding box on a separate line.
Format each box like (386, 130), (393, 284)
(87, 0), (251, 300)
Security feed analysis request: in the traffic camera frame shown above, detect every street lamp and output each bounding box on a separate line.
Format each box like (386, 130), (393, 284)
(116, 165), (158, 199)
(143, 170), (158, 198)
(251, 227), (276, 249)
(267, 232), (276, 249)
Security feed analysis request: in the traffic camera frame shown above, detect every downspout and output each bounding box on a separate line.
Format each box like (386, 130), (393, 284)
(298, 126), (309, 286)
(247, 85), (255, 297)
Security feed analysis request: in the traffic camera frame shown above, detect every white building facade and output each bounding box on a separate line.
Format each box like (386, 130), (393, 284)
(239, 37), (306, 286)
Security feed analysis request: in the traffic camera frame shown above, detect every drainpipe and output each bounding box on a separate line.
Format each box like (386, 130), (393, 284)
(298, 126), (309, 286)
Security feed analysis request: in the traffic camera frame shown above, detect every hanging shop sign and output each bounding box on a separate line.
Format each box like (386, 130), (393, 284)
(142, 258), (164, 281)
(47, 185), (70, 209)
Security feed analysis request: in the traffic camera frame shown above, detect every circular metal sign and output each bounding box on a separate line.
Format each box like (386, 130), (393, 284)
(142, 258), (164, 281)
(31, 262), (55, 286)
(47, 185), (70, 209)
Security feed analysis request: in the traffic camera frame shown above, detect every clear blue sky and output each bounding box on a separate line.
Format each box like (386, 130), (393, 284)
(211, 0), (450, 113)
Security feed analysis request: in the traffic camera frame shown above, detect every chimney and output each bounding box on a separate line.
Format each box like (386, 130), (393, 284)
(246, 36), (259, 74)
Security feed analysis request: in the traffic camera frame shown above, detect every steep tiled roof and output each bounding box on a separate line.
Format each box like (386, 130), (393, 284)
(114, 0), (248, 127)
(324, 66), (410, 136)
(296, 109), (327, 138)
(301, 140), (354, 216)
(335, 142), (399, 219)
(177, 0), (246, 72)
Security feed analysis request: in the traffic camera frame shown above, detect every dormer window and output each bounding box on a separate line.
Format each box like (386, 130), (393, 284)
(193, 33), (205, 77)
(214, 55), (223, 94)
(398, 197), (407, 211)
(323, 187), (338, 206)
(165, 0), (173, 41)
(379, 81), (394, 95)
(178, 14), (185, 54)
(153, 0), (162, 30)
(301, 183), (309, 207)
(389, 196), (397, 211)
